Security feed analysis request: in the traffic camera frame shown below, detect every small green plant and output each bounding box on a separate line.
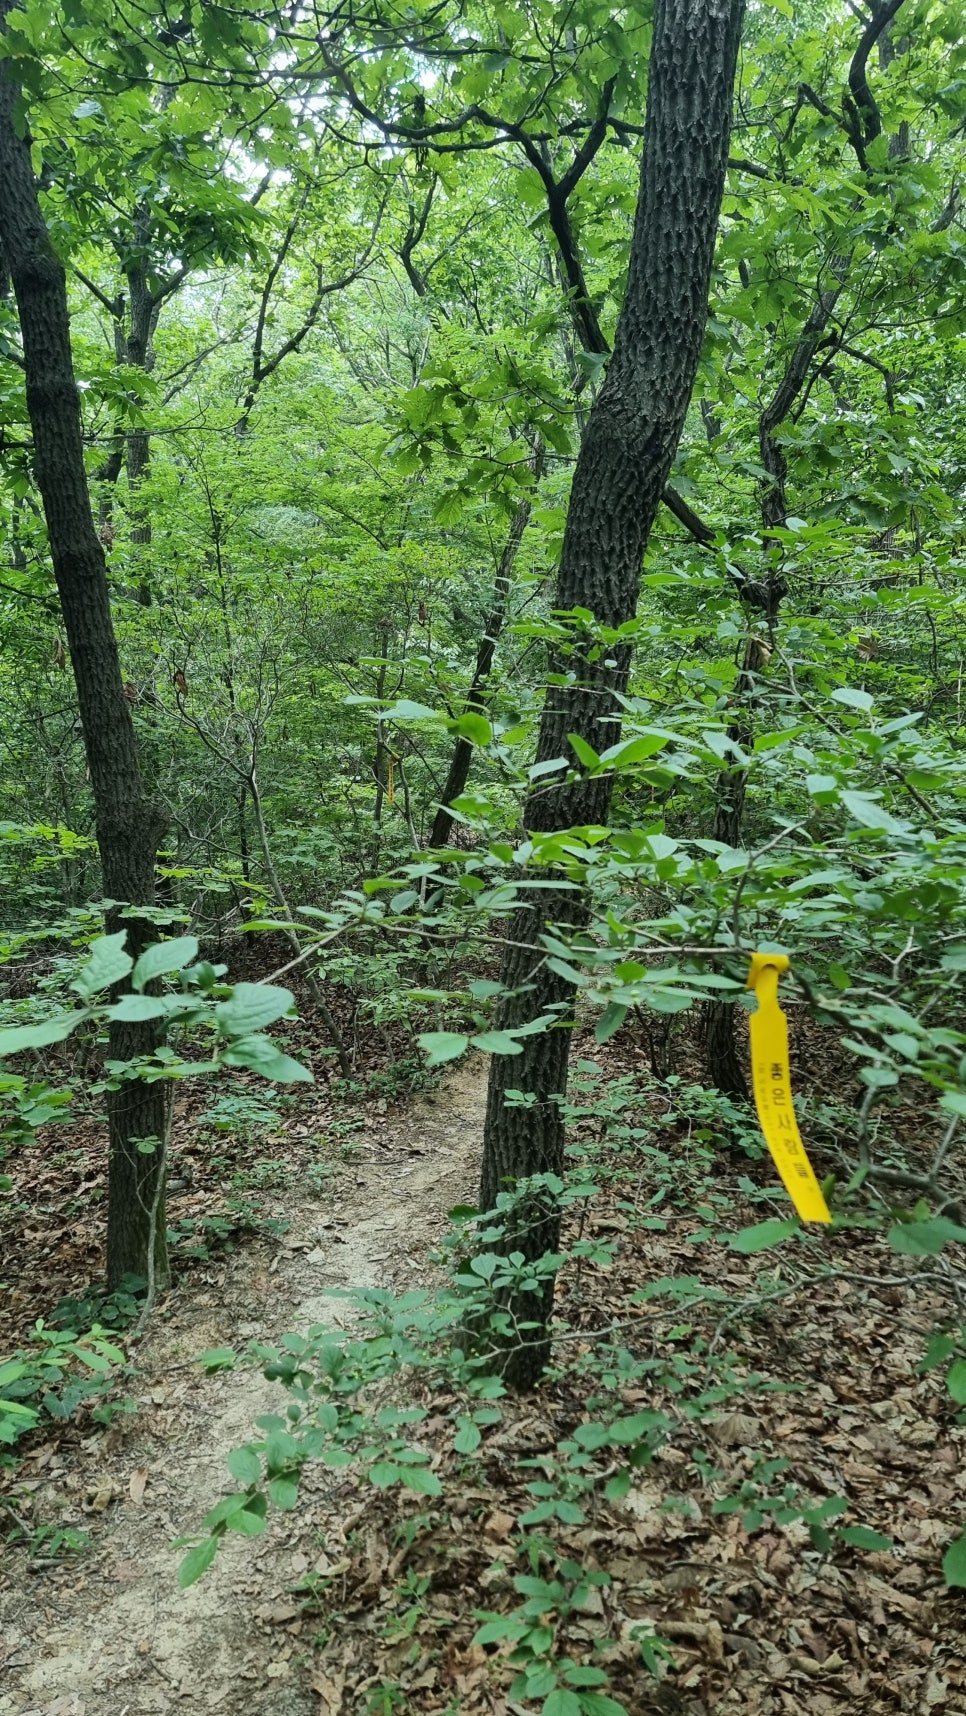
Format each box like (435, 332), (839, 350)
(50, 1272), (146, 1332)
(2, 1512), (91, 1558)
(0, 1323), (126, 1448)
(710, 1452), (893, 1553)
(365, 1686), (407, 1716)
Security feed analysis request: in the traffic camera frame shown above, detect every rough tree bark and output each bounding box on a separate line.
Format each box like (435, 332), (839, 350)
(478, 0), (746, 1389)
(0, 2), (170, 1289)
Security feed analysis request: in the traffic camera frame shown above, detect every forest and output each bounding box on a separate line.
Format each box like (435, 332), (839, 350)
(1, 0), (965, 1711)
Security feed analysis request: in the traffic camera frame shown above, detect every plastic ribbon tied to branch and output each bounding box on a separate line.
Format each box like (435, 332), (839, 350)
(746, 952), (831, 1224)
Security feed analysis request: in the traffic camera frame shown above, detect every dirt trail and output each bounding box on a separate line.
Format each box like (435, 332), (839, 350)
(0, 1059), (487, 1716)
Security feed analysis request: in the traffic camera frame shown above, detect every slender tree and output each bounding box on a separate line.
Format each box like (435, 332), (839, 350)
(0, 0), (170, 1288)
(478, 0), (746, 1388)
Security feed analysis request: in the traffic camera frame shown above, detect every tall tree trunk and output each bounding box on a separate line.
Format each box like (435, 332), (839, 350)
(0, 4), (170, 1290)
(478, 0), (745, 1389)
(431, 438), (544, 850)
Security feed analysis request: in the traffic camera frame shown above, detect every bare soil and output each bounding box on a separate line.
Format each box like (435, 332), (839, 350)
(0, 1059), (487, 1716)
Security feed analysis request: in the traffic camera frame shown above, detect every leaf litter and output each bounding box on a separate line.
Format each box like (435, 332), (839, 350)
(1, 1036), (964, 1716)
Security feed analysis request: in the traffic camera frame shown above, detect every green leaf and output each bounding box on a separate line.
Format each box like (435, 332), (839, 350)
(473, 1615), (527, 1645)
(0, 1014), (83, 1057)
(523, 1664), (557, 1698)
(108, 994), (168, 1022)
(728, 1218), (800, 1254)
(418, 1031), (468, 1066)
(604, 1470), (631, 1501)
(268, 1476), (299, 1509)
(220, 1035), (313, 1083)
(594, 1003), (627, 1044)
(197, 1348), (236, 1372)
(529, 756), (568, 780)
(831, 686), (874, 713)
(542, 1691), (581, 1716)
(943, 1530), (966, 1587)
(568, 732), (600, 769)
(946, 1360), (966, 1404)
(178, 1536), (219, 1588)
(454, 1416), (482, 1454)
(383, 699), (437, 721)
(131, 936), (199, 991)
(227, 1446), (262, 1485)
(226, 1504), (267, 1536)
(888, 1217), (966, 1257)
(839, 791), (905, 835)
(453, 712), (492, 745)
(369, 1461), (401, 1488)
(72, 932), (133, 1000)
(471, 1030), (525, 1054)
(837, 1525), (893, 1551)
(215, 983), (294, 1037)
(401, 1464), (442, 1497)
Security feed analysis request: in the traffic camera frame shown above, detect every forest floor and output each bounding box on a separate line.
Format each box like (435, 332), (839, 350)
(0, 1057), (486, 1716)
(2, 1034), (966, 1716)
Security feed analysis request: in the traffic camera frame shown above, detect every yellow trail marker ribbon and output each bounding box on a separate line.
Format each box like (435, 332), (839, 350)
(746, 953), (831, 1224)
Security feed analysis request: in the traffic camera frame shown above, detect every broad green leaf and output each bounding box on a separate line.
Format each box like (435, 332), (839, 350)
(369, 1461), (401, 1487)
(197, 1348), (235, 1372)
(215, 983), (294, 1037)
(72, 932), (133, 1000)
(0, 1014), (83, 1056)
(594, 1003), (627, 1044)
(382, 699), (437, 721)
(568, 732), (600, 769)
(226, 1504), (267, 1536)
(131, 936), (199, 991)
(227, 1446), (262, 1485)
(839, 791), (905, 835)
(108, 994), (168, 1022)
(837, 1525), (893, 1551)
(220, 1034), (313, 1083)
(268, 1476), (299, 1509)
(471, 1029), (525, 1054)
(728, 1218), (800, 1254)
(178, 1536), (219, 1588)
(529, 755), (568, 780)
(831, 686), (874, 713)
(418, 1031), (468, 1066)
(453, 712), (492, 745)
(542, 1691), (581, 1716)
(943, 1530), (966, 1587)
(454, 1416), (483, 1453)
(888, 1217), (966, 1257)
(946, 1360), (966, 1404)
(401, 1464), (442, 1497)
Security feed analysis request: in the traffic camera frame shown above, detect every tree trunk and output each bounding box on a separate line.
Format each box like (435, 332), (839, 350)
(0, 5), (170, 1290)
(478, 0), (745, 1389)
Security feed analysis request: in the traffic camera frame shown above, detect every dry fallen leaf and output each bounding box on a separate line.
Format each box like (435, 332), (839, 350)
(483, 1509), (516, 1541)
(129, 1467), (148, 1504)
(311, 1663), (346, 1715)
(82, 1476), (114, 1514)
(712, 1411), (760, 1448)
